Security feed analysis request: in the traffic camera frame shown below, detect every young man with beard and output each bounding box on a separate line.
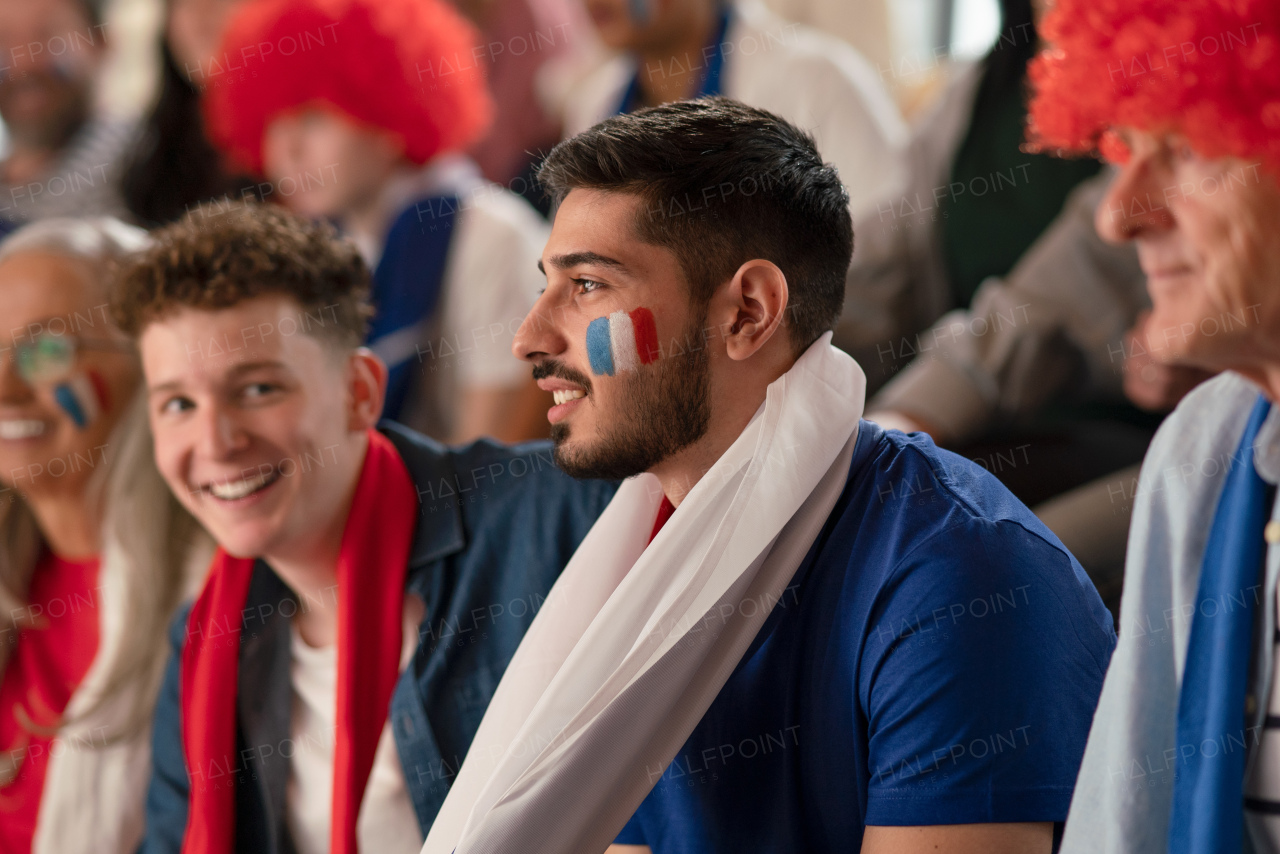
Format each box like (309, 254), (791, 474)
(115, 204), (616, 853)
(420, 97), (1117, 854)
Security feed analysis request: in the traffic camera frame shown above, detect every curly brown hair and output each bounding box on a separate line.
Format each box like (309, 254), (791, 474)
(111, 201), (372, 347)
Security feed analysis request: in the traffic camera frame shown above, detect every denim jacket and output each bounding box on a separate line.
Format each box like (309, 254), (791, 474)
(139, 422), (617, 853)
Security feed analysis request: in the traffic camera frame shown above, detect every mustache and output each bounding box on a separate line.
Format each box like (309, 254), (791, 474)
(532, 360), (594, 394)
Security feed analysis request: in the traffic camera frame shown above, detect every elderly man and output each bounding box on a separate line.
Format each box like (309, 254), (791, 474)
(0, 0), (133, 230)
(1024, 1), (1280, 851)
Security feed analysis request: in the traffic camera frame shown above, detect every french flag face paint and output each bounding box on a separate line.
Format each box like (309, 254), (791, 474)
(52, 372), (104, 429)
(587, 307), (660, 377)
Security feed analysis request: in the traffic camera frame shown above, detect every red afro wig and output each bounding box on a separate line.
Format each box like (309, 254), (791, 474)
(1027, 0), (1280, 174)
(203, 0), (493, 174)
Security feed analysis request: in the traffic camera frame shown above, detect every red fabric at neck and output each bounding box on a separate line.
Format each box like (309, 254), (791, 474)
(649, 496), (676, 545)
(179, 430), (418, 854)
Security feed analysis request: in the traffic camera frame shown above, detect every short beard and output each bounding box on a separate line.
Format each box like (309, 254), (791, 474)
(0, 76), (90, 151)
(550, 311), (711, 481)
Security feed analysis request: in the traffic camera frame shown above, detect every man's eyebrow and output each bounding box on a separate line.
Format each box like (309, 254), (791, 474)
(545, 251), (628, 272)
(147, 380), (183, 396)
(147, 360), (289, 395)
(225, 359), (289, 376)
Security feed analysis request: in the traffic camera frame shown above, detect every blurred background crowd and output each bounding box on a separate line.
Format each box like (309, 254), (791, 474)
(0, 0), (1202, 625)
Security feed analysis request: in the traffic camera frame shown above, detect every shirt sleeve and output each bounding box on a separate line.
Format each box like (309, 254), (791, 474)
(869, 170), (1149, 443)
(437, 190), (549, 389)
(860, 514), (1115, 826)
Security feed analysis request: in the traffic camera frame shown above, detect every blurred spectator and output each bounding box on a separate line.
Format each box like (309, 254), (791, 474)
(836, 0), (1211, 611)
(1021, 0), (1280, 848)
(836, 0), (1103, 377)
(453, 0), (591, 212)
(562, 0), (908, 217)
(204, 0), (551, 443)
(761, 0), (893, 86)
(120, 0), (260, 227)
(0, 218), (209, 853)
(0, 0), (134, 232)
(864, 170), (1209, 613)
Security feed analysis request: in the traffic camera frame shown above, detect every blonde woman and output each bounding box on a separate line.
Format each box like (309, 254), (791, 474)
(0, 219), (210, 853)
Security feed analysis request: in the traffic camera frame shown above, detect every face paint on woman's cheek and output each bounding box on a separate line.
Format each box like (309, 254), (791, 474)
(86, 369), (111, 412)
(587, 307), (661, 376)
(51, 371), (104, 429)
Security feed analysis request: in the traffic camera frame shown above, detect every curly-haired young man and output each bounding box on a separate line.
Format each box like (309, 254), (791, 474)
(117, 203), (615, 854)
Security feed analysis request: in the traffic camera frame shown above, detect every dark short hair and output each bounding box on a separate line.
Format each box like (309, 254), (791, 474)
(111, 202), (372, 348)
(538, 97), (853, 353)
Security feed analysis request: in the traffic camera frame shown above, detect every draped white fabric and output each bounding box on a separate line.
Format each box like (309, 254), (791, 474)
(422, 334), (866, 854)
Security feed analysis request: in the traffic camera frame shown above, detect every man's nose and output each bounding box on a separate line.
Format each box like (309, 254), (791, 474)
(194, 402), (250, 460)
(1096, 154), (1176, 244)
(513, 292), (570, 363)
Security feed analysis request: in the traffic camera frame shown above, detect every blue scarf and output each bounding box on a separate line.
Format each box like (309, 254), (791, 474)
(1169, 394), (1275, 853)
(367, 195), (458, 422)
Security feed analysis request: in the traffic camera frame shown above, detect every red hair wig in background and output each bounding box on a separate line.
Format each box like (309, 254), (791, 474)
(203, 0), (493, 174)
(1026, 0), (1280, 174)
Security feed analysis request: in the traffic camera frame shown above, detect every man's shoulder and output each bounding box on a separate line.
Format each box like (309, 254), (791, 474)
(796, 423), (1115, 679)
(813, 423), (1101, 625)
(844, 422), (1058, 547)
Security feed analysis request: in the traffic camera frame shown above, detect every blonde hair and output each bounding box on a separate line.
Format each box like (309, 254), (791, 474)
(0, 218), (209, 740)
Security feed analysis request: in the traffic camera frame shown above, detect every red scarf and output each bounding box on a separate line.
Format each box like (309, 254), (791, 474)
(179, 430), (418, 854)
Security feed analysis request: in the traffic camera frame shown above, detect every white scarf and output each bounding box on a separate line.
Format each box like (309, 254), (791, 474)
(32, 537), (209, 854)
(422, 334), (866, 854)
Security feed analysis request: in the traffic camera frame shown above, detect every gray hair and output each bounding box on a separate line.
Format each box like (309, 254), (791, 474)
(0, 216), (209, 742)
(0, 216), (150, 270)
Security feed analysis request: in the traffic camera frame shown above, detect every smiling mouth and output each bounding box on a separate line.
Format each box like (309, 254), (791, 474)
(0, 420), (47, 440)
(204, 468), (281, 501)
(552, 389), (587, 406)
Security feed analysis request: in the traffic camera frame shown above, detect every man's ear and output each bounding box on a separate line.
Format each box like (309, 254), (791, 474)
(347, 347), (388, 431)
(720, 260), (789, 362)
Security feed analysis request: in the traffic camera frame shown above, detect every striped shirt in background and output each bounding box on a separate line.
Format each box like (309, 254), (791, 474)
(1246, 568), (1280, 851)
(0, 117), (136, 227)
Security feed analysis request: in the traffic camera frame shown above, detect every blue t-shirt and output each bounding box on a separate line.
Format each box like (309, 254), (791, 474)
(615, 422), (1116, 852)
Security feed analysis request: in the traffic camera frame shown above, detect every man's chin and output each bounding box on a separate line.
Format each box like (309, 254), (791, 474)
(213, 538), (267, 561)
(551, 434), (647, 481)
(201, 521), (278, 561)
